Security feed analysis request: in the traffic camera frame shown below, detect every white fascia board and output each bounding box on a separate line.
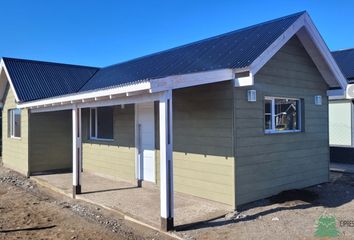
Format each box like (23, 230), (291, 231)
(248, 14), (306, 76)
(248, 12), (347, 90)
(297, 13), (347, 89)
(18, 81), (152, 109)
(149, 68), (234, 93)
(327, 88), (346, 100)
(0, 59), (20, 102)
(30, 92), (164, 113)
(30, 104), (74, 113)
(21, 69), (235, 110)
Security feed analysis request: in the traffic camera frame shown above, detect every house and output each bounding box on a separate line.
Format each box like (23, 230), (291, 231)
(0, 11), (347, 231)
(329, 48), (354, 163)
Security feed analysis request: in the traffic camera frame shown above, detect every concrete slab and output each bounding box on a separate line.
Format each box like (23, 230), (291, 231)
(32, 172), (232, 229)
(330, 162), (354, 174)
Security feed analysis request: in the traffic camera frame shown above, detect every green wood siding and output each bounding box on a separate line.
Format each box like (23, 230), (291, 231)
(234, 36), (330, 205)
(29, 110), (72, 173)
(2, 87), (29, 175)
(329, 100), (352, 146)
(81, 105), (136, 182)
(155, 82), (236, 206)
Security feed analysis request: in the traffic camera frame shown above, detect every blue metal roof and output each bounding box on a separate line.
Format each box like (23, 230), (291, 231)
(81, 11), (305, 92)
(2, 11), (306, 102)
(3, 58), (99, 102)
(332, 49), (354, 83)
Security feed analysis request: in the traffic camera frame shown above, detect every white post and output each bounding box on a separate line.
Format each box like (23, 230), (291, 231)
(159, 90), (174, 231)
(72, 106), (82, 198)
(135, 103), (142, 187)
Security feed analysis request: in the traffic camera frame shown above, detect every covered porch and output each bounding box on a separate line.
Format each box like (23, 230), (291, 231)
(21, 75), (237, 231)
(32, 171), (232, 229)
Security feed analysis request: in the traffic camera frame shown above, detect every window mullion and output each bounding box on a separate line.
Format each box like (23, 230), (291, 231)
(271, 98), (276, 131)
(95, 108), (98, 138)
(12, 110), (15, 137)
(89, 108), (92, 138)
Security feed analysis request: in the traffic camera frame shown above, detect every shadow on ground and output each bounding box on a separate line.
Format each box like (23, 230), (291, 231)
(175, 172), (354, 231)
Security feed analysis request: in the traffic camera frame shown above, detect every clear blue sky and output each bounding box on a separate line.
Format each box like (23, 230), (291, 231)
(0, 0), (353, 67)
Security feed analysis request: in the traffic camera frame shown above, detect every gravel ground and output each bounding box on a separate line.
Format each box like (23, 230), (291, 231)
(2, 165), (354, 240)
(175, 172), (354, 240)
(0, 167), (174, 240)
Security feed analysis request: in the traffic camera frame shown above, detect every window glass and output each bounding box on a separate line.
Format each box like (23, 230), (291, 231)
(264, 99), (272, 130)
(97, 107), (113, 139)
(14, 109), (21, 137)
(91, 108), (96, 137)
(264, 97), (301, 133)
(90, 107), (113, 140)
(8, 109), (21, 138)
(8, 110), (12, 137)
(274, 98), (299, 131)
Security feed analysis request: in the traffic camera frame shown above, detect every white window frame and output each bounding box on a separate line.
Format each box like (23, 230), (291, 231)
(8, 108), (21, 139)
(89, 107), (114, 141)
(264, 96), (302, 134)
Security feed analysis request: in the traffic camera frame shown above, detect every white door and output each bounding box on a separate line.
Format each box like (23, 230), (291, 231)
(137, 102), (155, 183)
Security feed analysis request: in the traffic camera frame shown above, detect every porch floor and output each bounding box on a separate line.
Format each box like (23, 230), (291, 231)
(32, 172), (232, 229)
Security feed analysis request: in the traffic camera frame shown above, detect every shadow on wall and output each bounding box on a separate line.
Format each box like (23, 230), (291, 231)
(155, 81), (235, 159)
(81, 105), (135, 148)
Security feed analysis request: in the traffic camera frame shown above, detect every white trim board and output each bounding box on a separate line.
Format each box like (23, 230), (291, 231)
(30, 92), (164, 113)
(0, 59), (20, 103)
(246, 12), (347, 90)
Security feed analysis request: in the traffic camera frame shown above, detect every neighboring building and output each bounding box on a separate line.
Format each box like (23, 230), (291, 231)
(329, 49), (354, 164)
(0, 11), (347, 231)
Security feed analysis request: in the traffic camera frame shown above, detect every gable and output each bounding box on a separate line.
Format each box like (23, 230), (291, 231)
(3, 85), (17, 110)
(257, 35), (328, 90)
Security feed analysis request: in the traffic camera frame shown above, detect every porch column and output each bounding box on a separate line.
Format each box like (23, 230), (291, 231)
(72, 106), (82, 198)
(159, 90), (174, 231)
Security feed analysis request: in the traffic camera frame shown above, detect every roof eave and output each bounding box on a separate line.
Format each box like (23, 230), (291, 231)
(18, 67), (239, 110)
(247, 12), (348, 92)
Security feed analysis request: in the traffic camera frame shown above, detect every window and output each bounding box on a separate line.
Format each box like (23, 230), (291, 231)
(90, 107), (114, 140)
(8, 109), (21, 138)
(264, 97), (301, 134)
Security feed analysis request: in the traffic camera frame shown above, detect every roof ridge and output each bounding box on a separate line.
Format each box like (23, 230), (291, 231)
(2, 57), (99, 70)
(332, 48), (354, 53)
(101, 11), (306, 69)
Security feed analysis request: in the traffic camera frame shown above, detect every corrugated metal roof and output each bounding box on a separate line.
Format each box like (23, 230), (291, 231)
(2, 11), (306, 102)
(3, 58), (99, 102)
(332, 48), (354, 83)
(80, 11), (305, 92)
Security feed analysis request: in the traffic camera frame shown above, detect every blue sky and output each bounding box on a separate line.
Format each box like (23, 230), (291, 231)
(0, 0), (353, 67)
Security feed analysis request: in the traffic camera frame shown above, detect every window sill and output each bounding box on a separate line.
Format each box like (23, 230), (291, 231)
(9, 136), (21, 140)
(265, 130), (302, 135)
(89, 137), (114, 142)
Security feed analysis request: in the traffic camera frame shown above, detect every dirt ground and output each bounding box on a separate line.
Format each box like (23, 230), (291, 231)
(0, 167), (174, 240)
(2, 166), (354, 240)
(176, 172), (354, 240)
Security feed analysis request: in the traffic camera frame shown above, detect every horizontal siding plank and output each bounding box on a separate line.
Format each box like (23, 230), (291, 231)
(235, 36), (329, 205)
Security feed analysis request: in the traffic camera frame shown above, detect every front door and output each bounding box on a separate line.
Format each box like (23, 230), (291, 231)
(136, 102), (155, 183)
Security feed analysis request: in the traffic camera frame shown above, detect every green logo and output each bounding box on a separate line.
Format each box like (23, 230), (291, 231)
(315, 215), (340, 238)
